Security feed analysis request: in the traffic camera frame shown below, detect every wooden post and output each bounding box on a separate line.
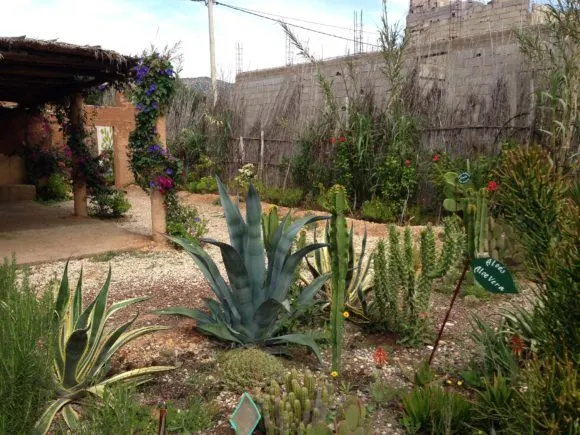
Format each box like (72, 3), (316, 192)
(151, 116), (167, 243)
(70, 92), (88, 217)
(259, 130), (265, 180)
(239, 136), (245, 164)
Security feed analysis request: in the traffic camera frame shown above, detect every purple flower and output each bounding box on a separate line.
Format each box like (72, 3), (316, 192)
(152, 126), (158, 134)
(134, 64), (150, 83)
(136, 103), (144, 111)
(161, 68), (174, 77)
(98, 83), (107, 92)
(146, 84), (157, 96)
(148, 145), (161, 153)
(149, 181), (156, 188)
(151, 102), (159, 110)
(194, 217), (200, 223)
(165, 168), (173, 175)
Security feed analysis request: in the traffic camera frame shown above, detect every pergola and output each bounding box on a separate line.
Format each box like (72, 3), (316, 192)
(0, 36), (137, 216)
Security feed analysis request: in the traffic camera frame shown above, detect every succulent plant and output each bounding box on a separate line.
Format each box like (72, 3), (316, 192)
(370, 219), (464, 344)
(301, 221), (373, 321)
(154, 177), (330, 359)
(219, 348), (285, 392)
(328, 185), (348, 374)
(34, 264), (173, 434)
(256, 369), (333, 435)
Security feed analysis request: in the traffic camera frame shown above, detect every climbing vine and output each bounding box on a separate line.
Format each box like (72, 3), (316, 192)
(128, 51), (206, 241)
(128, 52), (178, 194)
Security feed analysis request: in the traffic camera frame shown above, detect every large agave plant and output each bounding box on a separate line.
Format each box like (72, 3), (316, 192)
(155, 178), (330, 359)
(301, 223), (373, 320)
(34, 264), (173, 434)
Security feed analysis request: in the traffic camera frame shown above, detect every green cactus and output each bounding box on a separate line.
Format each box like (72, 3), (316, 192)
(256, 370), (334, 435)
(335, 396), (366, 435)
(327, 185), (349, 374)
(370, 219), (464, 344)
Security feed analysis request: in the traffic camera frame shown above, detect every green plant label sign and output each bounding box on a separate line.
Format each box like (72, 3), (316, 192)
(457, 172), (471, 184)
(471, 258), (517, 294)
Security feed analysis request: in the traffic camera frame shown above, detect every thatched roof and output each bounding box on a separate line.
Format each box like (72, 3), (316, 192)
(0, 36), (137, 106)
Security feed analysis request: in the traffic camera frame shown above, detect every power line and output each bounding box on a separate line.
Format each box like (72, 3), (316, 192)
(214, 1), (381, 49)
(224, 4), (380, 36)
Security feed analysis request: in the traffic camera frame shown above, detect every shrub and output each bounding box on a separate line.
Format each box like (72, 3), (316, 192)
(37, 172), (71, 202)
(361, 198), (394, 223)
(166, 396), (218, 433)
(0, 257), (56, 434)
(166, 193), (207, 243)
(401, 386), (471, 434)
(495, 145), (579, 360)
(78, 385), (155, 434)
(89, 188), (131, 218)
(187, 175), (218, 194)
(261, 187), (304, 208)
(219, 348), (285, 391)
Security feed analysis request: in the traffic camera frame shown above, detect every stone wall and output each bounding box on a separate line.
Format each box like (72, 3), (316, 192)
(234, 0), (543, 154)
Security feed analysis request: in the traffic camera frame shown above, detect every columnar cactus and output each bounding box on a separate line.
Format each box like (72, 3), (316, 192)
(328, 185), (349, 374)
(371, 218), (464, 343)
(256, 370), (333, 435)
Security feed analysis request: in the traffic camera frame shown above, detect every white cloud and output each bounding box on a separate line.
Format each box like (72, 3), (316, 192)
(3, 0), (408, 79)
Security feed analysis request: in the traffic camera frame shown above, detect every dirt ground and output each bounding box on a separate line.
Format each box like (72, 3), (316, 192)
(25, 187), (533, 434)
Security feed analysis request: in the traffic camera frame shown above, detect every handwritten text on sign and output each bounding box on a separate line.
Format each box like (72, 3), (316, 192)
(471, 258), (517, 294)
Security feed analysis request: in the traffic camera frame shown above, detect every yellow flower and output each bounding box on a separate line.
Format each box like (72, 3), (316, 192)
(457, 380), (463, 386)
(330, 371), (338, 378)
(342, 311), (350, 318)
(446, 379), (452, 385)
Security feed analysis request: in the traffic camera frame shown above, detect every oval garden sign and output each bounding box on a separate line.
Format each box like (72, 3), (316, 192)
(457, 172), (471, 184)
(471, 258), (517, 294)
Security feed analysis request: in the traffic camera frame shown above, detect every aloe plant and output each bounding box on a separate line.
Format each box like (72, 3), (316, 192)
(35, 264), (173, 434)
(155, 177), (330, 359)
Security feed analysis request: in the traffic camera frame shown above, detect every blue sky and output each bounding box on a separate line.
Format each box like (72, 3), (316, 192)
(3, 0), (408, 79)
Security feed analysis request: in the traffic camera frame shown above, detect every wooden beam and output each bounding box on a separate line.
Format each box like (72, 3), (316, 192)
(0, 49), (130, 73)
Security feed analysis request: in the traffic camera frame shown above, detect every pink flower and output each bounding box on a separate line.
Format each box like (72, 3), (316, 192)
(433, 154), (440, 162)
(405, 159), (411, 167)
(155, 175), (174, 193)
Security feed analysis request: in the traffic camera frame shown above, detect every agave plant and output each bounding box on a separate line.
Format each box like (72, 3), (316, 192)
(301, 222), (373, 320)
(34, 264), (173, 434)
(155, 178), (330, 359)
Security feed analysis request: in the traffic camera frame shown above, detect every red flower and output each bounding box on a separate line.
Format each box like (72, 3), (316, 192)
(155, 175), (174, 194)
(487, 180), (498, 192)
(405, 159), (411, 167)
(373, 347), (388, 368)
(509, 334), (525, 356)
(338, 136), (346, 143)
(433, 154), (440, 162)
(329, 137), (337, 144)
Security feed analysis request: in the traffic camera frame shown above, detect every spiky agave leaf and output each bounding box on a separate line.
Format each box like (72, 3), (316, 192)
(158, 176), (330, 357)
(36, 266), (172, 434)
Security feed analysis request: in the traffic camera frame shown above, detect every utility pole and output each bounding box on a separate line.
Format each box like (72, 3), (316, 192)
(207, 0), (218, 106)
